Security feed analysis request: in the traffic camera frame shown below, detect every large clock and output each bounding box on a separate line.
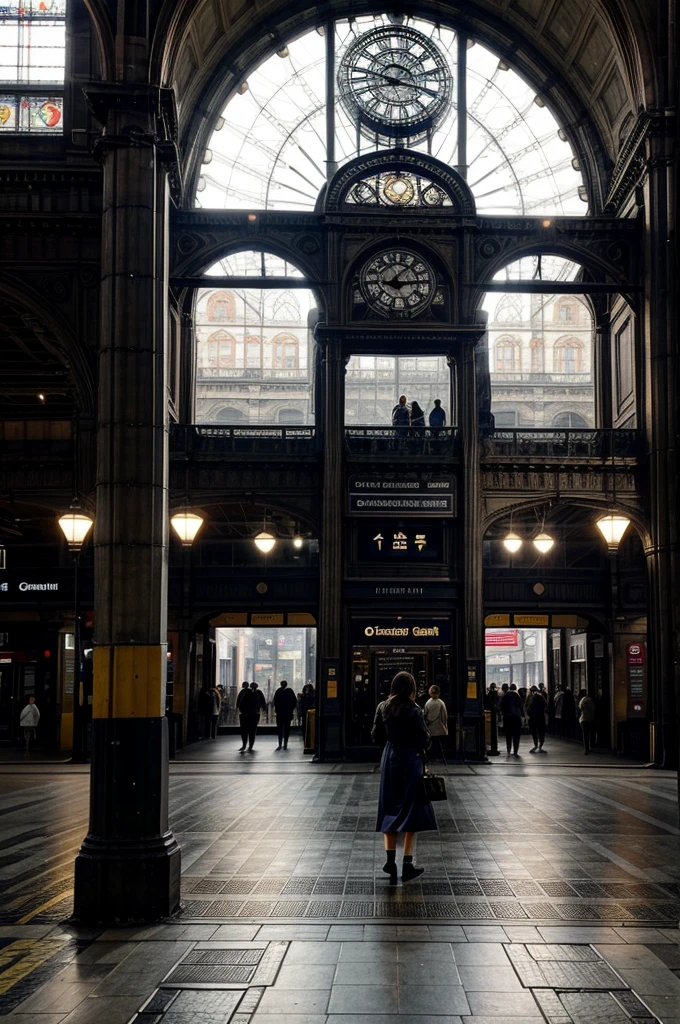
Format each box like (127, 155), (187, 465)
(359, 249), (436, 318)
(338, 25), (453, 142)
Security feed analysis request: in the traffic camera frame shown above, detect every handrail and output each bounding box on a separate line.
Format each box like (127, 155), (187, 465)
(483, 428), (640, 458)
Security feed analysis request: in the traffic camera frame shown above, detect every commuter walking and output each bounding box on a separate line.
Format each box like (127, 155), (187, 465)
(578, 689), (597, 754)
(499, 682), (523, 756)
(423, 684), (448, 760)
(391, 394), (410, 440)
(19, 696), (40, 758)
(209, 685), (221, 740)
(372, 671), (436, 884)
(428, 399), (446, 431)
(526, 685), (547, 753)
(273, 679), (297, 750)
(236, 681), (258, 752)
(250, 681), (267, 717)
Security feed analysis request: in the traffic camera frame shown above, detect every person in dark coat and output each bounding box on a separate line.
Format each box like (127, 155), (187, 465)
(236, 681), (258, 752)
(273, 679), (297, 750)
(298, 684), (315, 739)
(499, 682), (523, 756)
(409, 401), (425, 432)
(391, 395), (410, 440)
(372, 671), (436, 884)
(525, 685), (548, 753)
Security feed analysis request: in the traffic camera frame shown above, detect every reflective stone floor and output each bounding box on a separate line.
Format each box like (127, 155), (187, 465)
(0, 738), (679, 1022)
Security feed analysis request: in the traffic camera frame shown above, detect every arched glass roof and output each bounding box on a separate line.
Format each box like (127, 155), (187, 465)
(197, 14), (585, 216)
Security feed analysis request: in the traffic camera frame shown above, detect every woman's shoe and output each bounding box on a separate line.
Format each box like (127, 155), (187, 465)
(402, 862), (424, 883)
(382, 861), (398, 885)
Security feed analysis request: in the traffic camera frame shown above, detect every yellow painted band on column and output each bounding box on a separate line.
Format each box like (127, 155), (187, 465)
(93, 644), (166, 719)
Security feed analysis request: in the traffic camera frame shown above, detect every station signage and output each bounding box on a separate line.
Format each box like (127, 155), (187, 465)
(356, 522), (444, 563)
(351, 618), (451, 646)
(348, 475), (455, 516)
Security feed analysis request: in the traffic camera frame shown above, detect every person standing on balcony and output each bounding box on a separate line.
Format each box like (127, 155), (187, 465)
(391, 394), (410, 440)
(410, 401), (425, 434)
(428, 399), (446, 432)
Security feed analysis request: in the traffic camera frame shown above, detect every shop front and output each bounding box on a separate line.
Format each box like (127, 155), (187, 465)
(347, 615), (454, 751)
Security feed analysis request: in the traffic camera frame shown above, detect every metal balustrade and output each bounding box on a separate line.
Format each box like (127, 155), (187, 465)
(483, 428), (640, 458)
(344, 426), (458, 456)
(170, 424), (318, 456)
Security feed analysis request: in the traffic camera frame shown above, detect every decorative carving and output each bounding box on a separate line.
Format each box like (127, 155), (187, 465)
(604, 112), (650, 213)
(323, 149), (476, 215)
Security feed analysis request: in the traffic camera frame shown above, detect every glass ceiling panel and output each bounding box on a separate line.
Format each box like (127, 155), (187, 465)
(492, 255), (581, 282)
(205, 251), (305, 277)
(198, 14), (585, 216)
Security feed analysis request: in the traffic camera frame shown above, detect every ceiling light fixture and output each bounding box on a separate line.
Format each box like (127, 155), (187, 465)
(533, 531), (555, 554)
(596, 514), (630, 551)
(170, 512), (204, 546)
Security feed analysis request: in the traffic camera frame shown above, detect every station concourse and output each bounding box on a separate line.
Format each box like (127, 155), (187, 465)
(0, 0), (678, 1018)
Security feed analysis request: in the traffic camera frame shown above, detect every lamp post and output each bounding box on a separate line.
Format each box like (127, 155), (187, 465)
(57, 511), (93, 762)
(170, 512), (204, 755)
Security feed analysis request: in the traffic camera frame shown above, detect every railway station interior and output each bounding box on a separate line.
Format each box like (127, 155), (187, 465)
(0, 0), (679, 1020)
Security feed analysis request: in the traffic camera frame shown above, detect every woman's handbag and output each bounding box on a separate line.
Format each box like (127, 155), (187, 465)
(419, 768), (447, 802)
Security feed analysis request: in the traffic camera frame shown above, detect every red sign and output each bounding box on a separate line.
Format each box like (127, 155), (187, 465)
(485, 630), (519, 647)
(627, 642), (645, 665)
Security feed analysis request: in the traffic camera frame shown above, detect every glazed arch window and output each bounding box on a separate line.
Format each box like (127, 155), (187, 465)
(194, 250), (316, 425)
(197, 14), (586, 215)
(554, 339), (583, 374)
(555, 298), (580, 324)
(495, 339), (519, 373)
(207, 292), (236, 322)
(272, 333), (300, 370)
(0, 0), (65, 134)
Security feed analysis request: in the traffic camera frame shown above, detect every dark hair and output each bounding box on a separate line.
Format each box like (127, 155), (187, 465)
(386, 671), (416, 715)
(411, 401), (423, 416)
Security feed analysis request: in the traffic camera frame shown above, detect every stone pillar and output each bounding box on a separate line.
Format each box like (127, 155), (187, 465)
(642, 114), (679, 771)
(316, 329), (344, 758)
(74, 85), (181, 922)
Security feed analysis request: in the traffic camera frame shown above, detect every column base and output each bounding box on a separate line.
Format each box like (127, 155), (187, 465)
(74, 832), (181, 924)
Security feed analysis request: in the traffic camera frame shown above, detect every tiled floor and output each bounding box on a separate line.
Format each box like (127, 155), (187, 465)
(0, 743), (679, 1021)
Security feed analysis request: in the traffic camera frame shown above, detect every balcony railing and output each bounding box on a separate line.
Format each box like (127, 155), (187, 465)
(197, 367), (309, 380)
(170, 424), (318, 457)
(345, 426), (457, 457)
(490, 372), (593, 385)
(483, 429), (640, 458)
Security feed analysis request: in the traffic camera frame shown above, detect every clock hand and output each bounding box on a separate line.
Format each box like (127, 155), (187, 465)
(351, 69), (442, 99)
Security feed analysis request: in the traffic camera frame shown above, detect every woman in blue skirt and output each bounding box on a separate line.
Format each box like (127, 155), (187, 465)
(372, 671), (436, 883)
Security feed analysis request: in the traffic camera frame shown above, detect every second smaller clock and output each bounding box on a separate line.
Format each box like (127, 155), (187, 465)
(359, 249), (436, 318)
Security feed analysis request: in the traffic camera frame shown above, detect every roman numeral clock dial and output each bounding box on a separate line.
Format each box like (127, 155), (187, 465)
(338, 25), (453, 142)
(360, 250), (436, 318)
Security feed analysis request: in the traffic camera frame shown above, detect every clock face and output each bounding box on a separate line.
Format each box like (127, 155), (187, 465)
(338, 26), (453, 141)
(359, 250), (436, 318)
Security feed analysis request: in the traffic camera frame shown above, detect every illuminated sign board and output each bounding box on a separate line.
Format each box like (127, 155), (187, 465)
(356, 522), (444, 563)
(348, 476), (455, 516)
(351, 619), (451, 646)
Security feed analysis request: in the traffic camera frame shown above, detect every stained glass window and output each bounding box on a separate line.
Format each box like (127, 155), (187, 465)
(0, 0), (65, 134)
(198, 14), (585, 215)
(345, 171), (453, 207)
